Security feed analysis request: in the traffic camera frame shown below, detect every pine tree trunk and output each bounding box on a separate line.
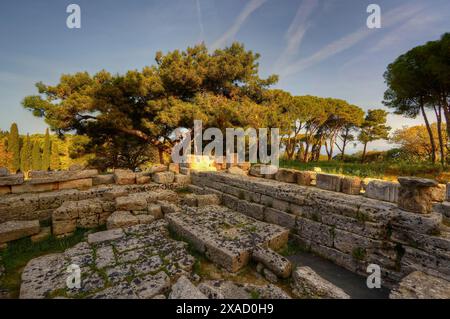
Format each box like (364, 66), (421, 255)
(361, 142), (368, 163)
(420, 103), (436, 164)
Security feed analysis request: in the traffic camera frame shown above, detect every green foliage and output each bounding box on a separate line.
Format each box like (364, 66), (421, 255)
(31, 141), (41, 170)
(50, 141), (60, 170)
(7, 123), (20, 172)
(20, 134), (31, 173)
(352, 247), (366, 261)
(41, 128), (50, 170)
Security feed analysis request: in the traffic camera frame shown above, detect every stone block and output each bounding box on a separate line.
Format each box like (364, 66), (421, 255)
(106, 211), (139, 229)
(398, 177), (438, 214)
(137, 214), (155, 225)
(340, 176), (361, 195)
(430, 184), (446, 202)
(113, 169), (136, 185)
(391, 210), (442, 235)
(389, 271), (450, 299)
(0, 220), (40, 244)
(87, 228), (124, 244)
(152, 171), (175, 184)
(59, 178), (92, 190)
(316, 173), (342, 192)
(31, 227), (51, 243)
(248, 164), (265, 178)
(447, 183), (450, 201)
(116, 196), (147, 211)
(168, 163), (180, 174)
(147, 204), (163, 219)
(169, 276), (207, 299)
(149, 164), (168, 173)
(364, 180), (399, 203)
(52, 219), (76, 237)
(275, 169), (296, 183)
(174, 174), (191, 186)
(0, 186), (11, 195)
(196, 194), (221, 207)
(92, 174), (115, 186)
(291, 266), (350, 299)
(0, 173), (24, 186)
(264, 207), (296, 229)
(29, 169), (98, 184)
(0, 167), (9, 176)
(227, 166), (246, 176)
(11, 181), (58, 194)
(136, 174), (151, 185)
(295, 171), (314, 186)
(236, 200), (264, 220)
(180, 167), (190, 175)
(252, 245), (292, 278)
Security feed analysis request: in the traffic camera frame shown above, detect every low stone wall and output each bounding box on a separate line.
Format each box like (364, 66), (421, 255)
(190, 171), (450, 288)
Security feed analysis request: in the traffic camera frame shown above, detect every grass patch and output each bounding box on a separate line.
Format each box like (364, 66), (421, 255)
(0, 227), (97, 298)
(351, 247), (366, 261)
(279, 240), (303, 257)
(175, 186), (192, 194)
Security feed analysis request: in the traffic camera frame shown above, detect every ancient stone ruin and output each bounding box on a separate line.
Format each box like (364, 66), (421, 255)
(0, 162), (449, 299)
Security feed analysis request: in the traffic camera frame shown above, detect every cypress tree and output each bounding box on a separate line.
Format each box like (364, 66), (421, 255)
(7, 123), (20, 172)
(50, 141), (60, 171)
(20, 134), (32, 173)
(42, 128), (51, 171)
(32, 141), (42, 170)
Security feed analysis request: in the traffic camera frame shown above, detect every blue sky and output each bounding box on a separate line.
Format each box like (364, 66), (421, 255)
(0, 0), (449, 152)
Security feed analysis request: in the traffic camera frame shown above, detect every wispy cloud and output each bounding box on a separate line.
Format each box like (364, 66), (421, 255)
(280, 2), (425, 77)
(274, 0), (319, 70)
(211, 0), (267, 50)
(195, 0), (205, 42)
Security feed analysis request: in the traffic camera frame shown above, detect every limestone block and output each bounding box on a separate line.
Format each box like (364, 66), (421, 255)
(106, 211), (139, 229)
(0, 186), (11, 195)
(227, 166), (246, 176)
(447, 183), (450, 201)
(0, 220), (40, 244)
(248, 164), (265, 178)
(236, 200), (264, 220)
(196, 194), (221, 207)
(136, 174), (151, 185)
(264, 207), (296, 229)
(390, 271), (450, 299)
(180, 167), (190, 176)
(152, 171), (175, 184)
(11, 182), (58, 194)
(87, 228), (124, 244)
(147, 204), (163, 219)
(296, 217), (333, 247)
(168, 163), (180, 174)
(0, 173), (24, 186)
(116, 196), (147, 211)
(398, 177), (438, 214)
(59, 178), (92, 190)
(169, 276), (207, 299)
(0, 167), (9, 177)
(391, 211), (442, 235)
(316, 173), (342, 192)
(181, 194), (197, 207)
(295, 171), (314, 186)
(174, 174), (191, 186)
(137, 214), (155, 225)
(364, 180), (399, 203)
(291, 266), (350, 299)
(52, 219), (76, 237)
(252, 245), (292, 278)
(430, 184), (446, 202)
(113, 169), (136, 185)
(340, 176), (361, 195)
(92, 174), (115, 186)
(149, 164), (168, 173)
(275, 169), (296, 183)
(28, 169), (98, 184)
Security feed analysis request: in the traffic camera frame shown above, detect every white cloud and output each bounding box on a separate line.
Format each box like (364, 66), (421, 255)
(211, 0), (267, 50)
(279, 2), (425, 77)
(274, 0), (319, 70)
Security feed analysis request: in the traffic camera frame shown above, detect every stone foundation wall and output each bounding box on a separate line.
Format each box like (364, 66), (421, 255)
(190, 171), (450, 288)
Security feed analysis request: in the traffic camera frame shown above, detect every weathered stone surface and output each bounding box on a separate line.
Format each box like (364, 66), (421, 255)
(106, 211), (139, 229)
(0, 220), (40, 244)
(252, 245), (292, 278)
(275, 169), (296, 183)
(340, 176), (361, 195)
(248, 164), (265, 178)
(264, 207), (296, 229)
(69, 164), (85, 171)
(447, 183), (450, 201)
(136, 174), (151, 185)
(52, 219), (76, 237)
(0, 186), (11, 195)
(296, 171), (314, 186)
(149, 164), (168, 173)
(92, 174), (115, 186)
(31, 226), (51, 243)
(430, 184), (446, 202)
(29, 170), (98, 184)
(113, 169), (136, 185)
(180, 167), (190, 175)
(152, 171), (175, 184)
(169, 275), (207, 299)
(174, 174), (190, 186)
(181, 194), (197, 207)
(227, 166), (246, 176)
(11, 182), (57, 194)
(433, 202), (450, 218)
(0, 173), (24, 186)
(391, 211), (442, 235)
(59, 178), (92, 190)
(87, 228), (124, 244)
(168, 163), (180, 174)
(148, 204), (163, 219)
(198, 280), (291, 299)
(166, 205), (289, 272)
(116, 196), (147, 211)
(137, 214), (155, 225)
(364, 180), (399, 203)
(197, 194), (221, 207)
(398, 177), (437, 214)
(316, 173), (342, 192)
(292, 266), (350, 299)
(389, 271), (450, 299)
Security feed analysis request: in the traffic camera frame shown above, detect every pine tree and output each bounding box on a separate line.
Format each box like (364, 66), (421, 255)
(42, 128), (51, 171)
(20, 134), (32, 173)
(32, 141), (42, 170)
(7, 123), (20, 172)
(0, 138), (12, 168)
(50, 141), (60, 171)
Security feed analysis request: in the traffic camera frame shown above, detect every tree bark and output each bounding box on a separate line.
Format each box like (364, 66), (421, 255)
(361, 142), (368, 163)
(434, 105), (445, 166)
(420, 102), (436, 164)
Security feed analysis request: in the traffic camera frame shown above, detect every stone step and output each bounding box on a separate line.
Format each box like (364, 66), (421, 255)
(0, 220), (40, 244)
